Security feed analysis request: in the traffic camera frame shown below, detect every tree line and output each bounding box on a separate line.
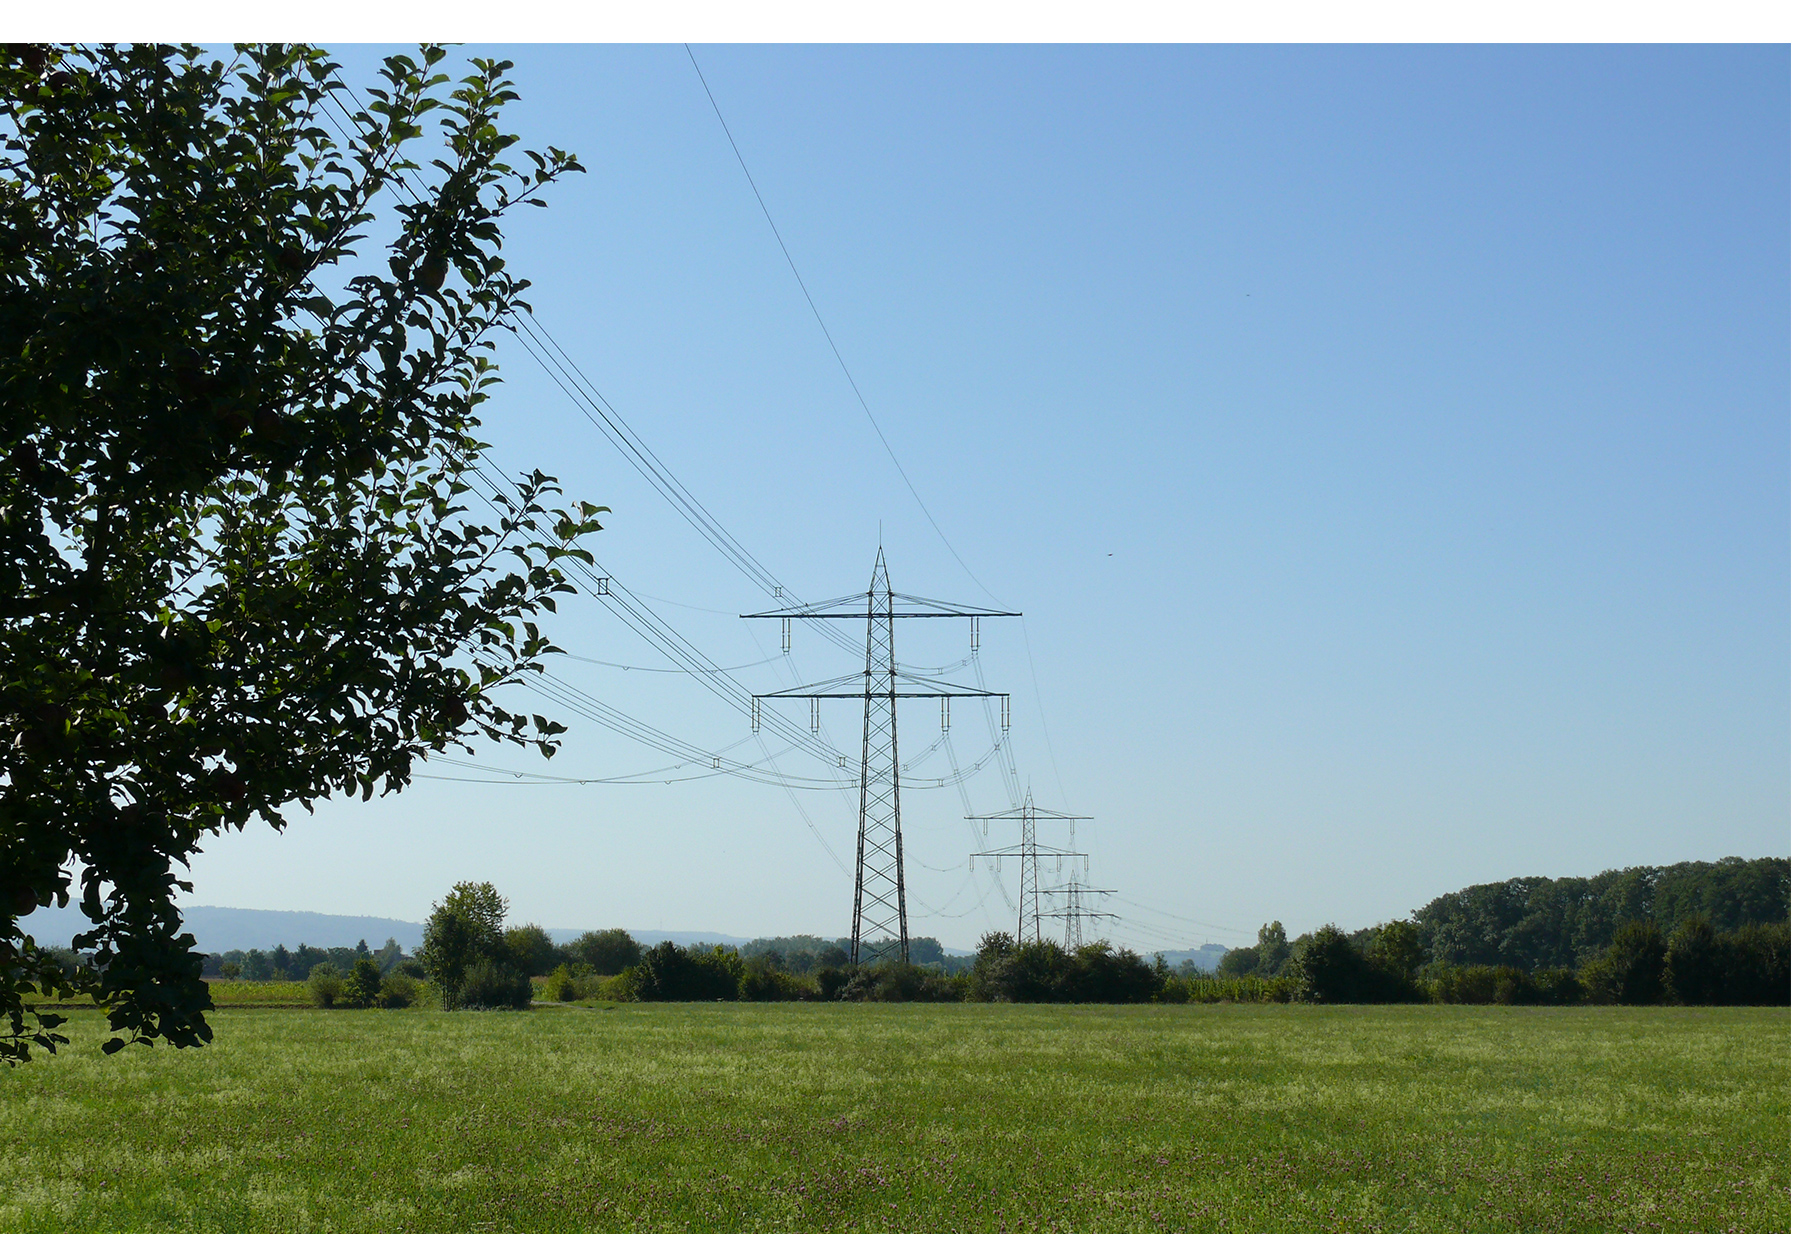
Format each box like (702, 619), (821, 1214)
(191, 857), (1789, 1010)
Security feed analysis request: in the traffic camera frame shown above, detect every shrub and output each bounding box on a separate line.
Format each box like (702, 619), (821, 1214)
(542, 962), (605, 1002)
(1664, 917), (1724, 1005)
(1291, 925), (1368, 1003)
(504, 925), (562, 977)
(307, 962), (345, 1008)
(568, 928), (642, 976)
(1532, 968), (1585, 1005)
(816, 966), (850, 1001)
(541, 964), (576, 1002)
(625, 942), (741, 1002)
(1215, 946), (1260, 978)
(218, 961), (242, 980)
(456, 959), (533, 1010)
(739, 962), (814, 1002)
(1724, 921), (1790, 1005)
(1586, 921), (1667, 1006)
(593, 972), (635, 1002)
(836, 963), (963, 1003)
(343, 958), (382, 1008)
(1430, 964), (1498, 1005)
(376, 973), (419, 1009)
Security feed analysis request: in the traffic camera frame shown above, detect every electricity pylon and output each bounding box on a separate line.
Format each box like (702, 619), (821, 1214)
(745, 548), (1017, 965)
(968, 790), (1092, 943)
(1035, 881), (1119, 950)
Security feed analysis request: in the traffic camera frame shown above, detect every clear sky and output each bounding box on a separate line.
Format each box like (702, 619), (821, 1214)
(181, 44), (1790, 953)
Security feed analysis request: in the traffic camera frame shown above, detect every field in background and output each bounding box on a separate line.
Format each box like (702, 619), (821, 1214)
(0, 1004), (1785, 1233)
(202, 979), (312, 1006)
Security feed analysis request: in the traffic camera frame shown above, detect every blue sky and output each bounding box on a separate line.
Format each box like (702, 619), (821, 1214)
(183, 44), (1789, 952)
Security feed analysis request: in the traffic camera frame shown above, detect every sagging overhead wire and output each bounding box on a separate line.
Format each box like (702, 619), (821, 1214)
(682, 43), (989, 603)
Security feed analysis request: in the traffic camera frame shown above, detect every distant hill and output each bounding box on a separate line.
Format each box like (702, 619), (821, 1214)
(21, 904), (749, 954)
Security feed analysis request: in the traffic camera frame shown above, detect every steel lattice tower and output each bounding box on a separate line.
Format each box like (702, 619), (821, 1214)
(746, 549), (1017, 965)
(969, 791), (1091, 943)
(852, 551), (904, 963)
(1035, 880), (1119, 949)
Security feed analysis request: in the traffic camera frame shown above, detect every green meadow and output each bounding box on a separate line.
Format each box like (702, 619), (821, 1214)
(0, 1004), (1785, 1233)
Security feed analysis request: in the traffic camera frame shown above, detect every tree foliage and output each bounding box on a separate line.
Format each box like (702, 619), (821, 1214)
(417, 880), (508, 1009)
(1411, 858), (1788, 972)
(566, 926), (640, 976)
(502, 923), (558, 977)
(0, 43), (601, 1062)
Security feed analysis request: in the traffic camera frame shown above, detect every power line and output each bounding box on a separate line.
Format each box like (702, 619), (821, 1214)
(681, 43), (992, 603)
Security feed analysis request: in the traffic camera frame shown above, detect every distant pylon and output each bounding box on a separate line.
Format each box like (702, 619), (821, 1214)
(746, 549), (1018, 965)
(969, 791), (1092, 943)
(1035, 880), (1119, 950)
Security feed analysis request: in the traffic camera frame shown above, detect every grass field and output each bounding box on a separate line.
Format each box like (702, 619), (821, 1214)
(0, 1004), (1785, 1233)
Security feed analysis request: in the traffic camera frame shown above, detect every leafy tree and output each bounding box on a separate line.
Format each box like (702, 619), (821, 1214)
(343, 957), (382, 1008)
(0, 43), (601, 1062)
(417, 880), (508, 1009)
(1254, 921), (1291, 976)
(1215, 946), (1259, 978)
(454, 957), (531, 1009)
(376, 971), (419, 1008)
(1582, 921), (1666, 1005)
(1289, 925), (1365, 1003)
(1412, 859), (1789, 973)
(626, 941), (739, 1002)
(1364, 920), (1423, 986)
(1723, 921), (1790, 1005)
(503, 923), (558, 977)
(1662, 917), (1724, 1006)
(568, 927), (640, 976)
(306, 961), (343, 1008)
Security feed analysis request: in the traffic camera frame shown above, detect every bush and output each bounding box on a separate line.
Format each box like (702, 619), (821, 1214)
(1215, 946), (1260, 978)
(1664, 917), (1724, 1005)
(307, 962), (345, 1008)
(1430, 964), (1498, 1005)
(622, 942), (741, 1002)
(343, 958), (382, 1008)
(1533, 968), (1585, 1005)
(504, 924), (562, 977)
(1724, 921), (1790, 1005)
(567, 928), (642, 976)
(1586, 921), (1667, 1005)
(376, 972), (419, 1009)
(1287, 924), (1421, 1004)
(542, 962), (605, 1002)
(456, 959), (533, 1010)
(816, 966), (851, 1001)
(1290, 926), (1368, 1003)
(738, 962), (815, 1002)
(836, 962), (964, 1002)
(1428, 964), (1584, 1005)
(541, 964), (577, 1002)
(967, 935), (1161, 1004)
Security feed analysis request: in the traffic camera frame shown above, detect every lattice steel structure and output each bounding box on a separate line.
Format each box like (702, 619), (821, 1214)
(746, 549), (1017, 965)
(1035, 881), (1119, 950)
(969, 791), (1092, 943)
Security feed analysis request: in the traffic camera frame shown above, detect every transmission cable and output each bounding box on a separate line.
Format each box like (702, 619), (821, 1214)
(682, 43), (990, 601)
